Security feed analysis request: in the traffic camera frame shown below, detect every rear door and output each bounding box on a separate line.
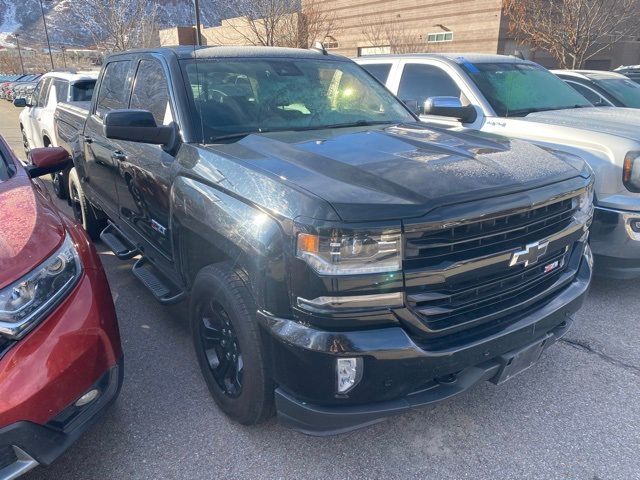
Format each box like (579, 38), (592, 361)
(116, 56), (177, 260)
(82, 59), (134, 218)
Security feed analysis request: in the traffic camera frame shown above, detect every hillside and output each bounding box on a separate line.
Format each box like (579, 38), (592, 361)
(0, 0), (222, 48)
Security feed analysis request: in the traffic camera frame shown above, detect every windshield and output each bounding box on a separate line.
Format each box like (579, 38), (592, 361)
(460, 61), (592, 117)
(590, 76), (640, 108)
(180, 57), (414, 142)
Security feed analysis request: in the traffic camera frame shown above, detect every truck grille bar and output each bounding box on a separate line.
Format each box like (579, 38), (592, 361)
(404, 193), (584, 338)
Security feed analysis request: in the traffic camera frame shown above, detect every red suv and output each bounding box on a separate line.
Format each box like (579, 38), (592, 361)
(0, 137), (123, 477)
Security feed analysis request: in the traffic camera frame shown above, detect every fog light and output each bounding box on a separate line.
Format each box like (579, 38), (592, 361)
(584, 243), (594, 270)
(336, 358), (362, 394)
(75, 389), (100, 407)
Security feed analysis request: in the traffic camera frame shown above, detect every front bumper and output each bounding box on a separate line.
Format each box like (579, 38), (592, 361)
(260, 252), (591, 436)
(0, 222), (123, 477)
(591, 206), (640, 278)
(0, 359), (123, 478)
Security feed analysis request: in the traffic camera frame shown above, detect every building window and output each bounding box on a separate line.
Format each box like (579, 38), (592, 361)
(324, 36), (339, 49)
(358, 45), (391, 56)
(427, 32), (453, 43)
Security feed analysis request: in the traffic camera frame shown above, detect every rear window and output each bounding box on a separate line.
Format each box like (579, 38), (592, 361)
(71, 80), (96, 102)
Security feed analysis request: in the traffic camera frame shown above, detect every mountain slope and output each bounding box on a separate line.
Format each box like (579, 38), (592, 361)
(0, 0), (222, 47)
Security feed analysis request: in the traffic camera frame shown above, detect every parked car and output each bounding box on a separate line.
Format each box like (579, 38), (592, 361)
(356, 53), (640, 278)
(14, 71), (98, 199)
(1, 76), (41, 101)
(615, 65), (640, 84)
(55, 46), (593, 435)
(554, 70), (640, 108)
(13, 82), (37, 104)
(0, 136), (123, 477)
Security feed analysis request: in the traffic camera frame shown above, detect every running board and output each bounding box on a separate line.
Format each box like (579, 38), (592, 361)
(100, 222), (138, 260)
(132, 257), (186, 305)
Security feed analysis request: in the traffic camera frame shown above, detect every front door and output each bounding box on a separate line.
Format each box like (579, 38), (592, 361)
(116, 58), (176, 260)
(82, 59), (133, 219)
(28, 77), (53, 148)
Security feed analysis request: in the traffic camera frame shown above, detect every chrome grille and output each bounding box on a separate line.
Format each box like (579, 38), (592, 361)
(404, 194), (583, 337)
(405, 197), (575, 266)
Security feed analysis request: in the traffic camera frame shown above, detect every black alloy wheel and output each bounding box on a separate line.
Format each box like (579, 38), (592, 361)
(199, 300), (244, 398)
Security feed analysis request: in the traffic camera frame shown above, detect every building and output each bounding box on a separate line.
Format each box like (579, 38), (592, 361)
(159, 13), (304, 50)
(159, 0), (640, 70)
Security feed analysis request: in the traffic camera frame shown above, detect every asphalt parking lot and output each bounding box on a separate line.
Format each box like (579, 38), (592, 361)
(2, 101), (639, 480)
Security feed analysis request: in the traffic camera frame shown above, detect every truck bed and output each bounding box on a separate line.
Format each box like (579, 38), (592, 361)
(55, 101), (90, 152)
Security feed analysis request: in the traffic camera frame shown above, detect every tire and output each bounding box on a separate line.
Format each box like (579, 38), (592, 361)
(190, 263), (274, 425)
(50, 170), (68, 200)
(20, 126), (30, 158)
(68, 167), (106, 240)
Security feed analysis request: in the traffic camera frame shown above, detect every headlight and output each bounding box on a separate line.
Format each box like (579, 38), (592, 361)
(574, 182), (594, 226)
(0, 235), (82, 340)
(296, 229), (402, 275)
(623, 151), (640, 193)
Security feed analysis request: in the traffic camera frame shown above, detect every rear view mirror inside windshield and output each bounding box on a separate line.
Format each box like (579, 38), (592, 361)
(267, 61), (303, 76)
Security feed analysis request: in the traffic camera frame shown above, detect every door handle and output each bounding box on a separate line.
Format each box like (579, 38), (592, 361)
(112, 151), (127, 162)
(83, 135), (93, 144)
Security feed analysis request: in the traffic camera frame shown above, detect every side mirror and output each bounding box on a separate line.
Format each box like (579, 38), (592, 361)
(13, 98), (28, 108)
(402, 99), (420, 115)
(26, 147), (71, 178)
(423, 96), (478, 123)
(104, 109), (175, 146)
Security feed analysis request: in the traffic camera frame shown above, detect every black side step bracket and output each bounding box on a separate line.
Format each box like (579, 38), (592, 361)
(100, 222), (138, 260)
(132, 257), (186, 305)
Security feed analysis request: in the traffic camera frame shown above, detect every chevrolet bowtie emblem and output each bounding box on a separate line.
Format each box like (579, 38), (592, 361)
(509, 240), (549, 268)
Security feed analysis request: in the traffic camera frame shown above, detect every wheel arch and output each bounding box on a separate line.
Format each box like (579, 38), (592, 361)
(172, 176), (290, 317)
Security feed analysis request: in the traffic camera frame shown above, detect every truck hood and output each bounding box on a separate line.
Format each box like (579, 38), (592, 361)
(0, 165), (65, 290)
(523, 107), (640, 141)
(209, 124), (586, 222)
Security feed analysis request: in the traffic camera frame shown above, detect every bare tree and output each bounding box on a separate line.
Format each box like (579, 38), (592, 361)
(299, 0), (337, 48)
(66, 0), (160, 53)
(504, 0), (640, 68)
(0, 53), (23, 74)
(216, 0), (299, 47)
(210, 0), (335, 48)
(360, 15), (425, 54)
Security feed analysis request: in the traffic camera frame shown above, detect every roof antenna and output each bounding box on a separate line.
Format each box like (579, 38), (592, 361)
(311, 41), (328, 55)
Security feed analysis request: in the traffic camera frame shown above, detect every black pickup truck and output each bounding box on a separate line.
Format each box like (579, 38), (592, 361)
(55, 46), (594, 435)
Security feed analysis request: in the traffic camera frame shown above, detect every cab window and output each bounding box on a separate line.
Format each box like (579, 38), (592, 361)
(360, 64), (392, 84)
(565, 81), (608, 106)
(52, 79), (69, 104)
(398, 64), (461, 114)
(36, 78), (53, 108)
(96, 61), (132, 117)
(130, 60), (172, 125)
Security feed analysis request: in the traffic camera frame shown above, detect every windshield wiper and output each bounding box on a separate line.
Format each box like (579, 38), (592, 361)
(292, 120), (395, 131)
(210, 130), (269, 143)
(507, 105), (590, 117)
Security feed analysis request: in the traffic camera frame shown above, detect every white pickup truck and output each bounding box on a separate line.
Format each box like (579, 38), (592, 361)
(356, 53), (640, 278)
(14, 70), (97, 199)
